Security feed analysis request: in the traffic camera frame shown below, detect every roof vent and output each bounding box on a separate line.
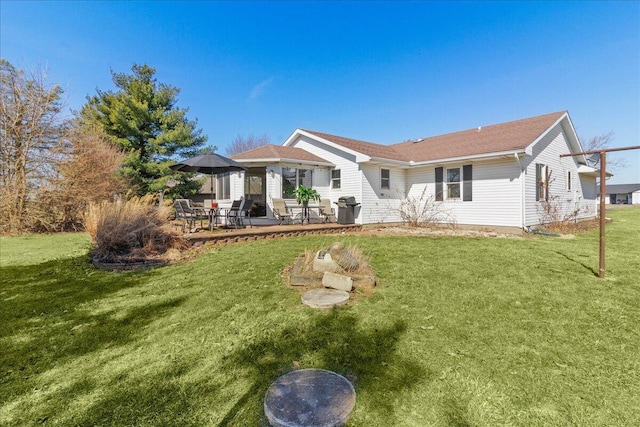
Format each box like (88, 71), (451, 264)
(414, 138), (423, 143)
(477, 126), (482, 132)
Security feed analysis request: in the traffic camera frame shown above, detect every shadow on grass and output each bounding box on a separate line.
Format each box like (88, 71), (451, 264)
(444, 396), (473, 427)
(67, 361), (213, 427)
(218, 309), (429, 426)
(553, 251), (598, 277)
(0, 255), (184, 397)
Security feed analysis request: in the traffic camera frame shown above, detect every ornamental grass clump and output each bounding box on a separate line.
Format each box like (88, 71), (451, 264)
(83, 195), (184, 261)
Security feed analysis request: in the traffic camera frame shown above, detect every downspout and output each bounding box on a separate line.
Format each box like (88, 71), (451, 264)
(514, 153), (526, 230)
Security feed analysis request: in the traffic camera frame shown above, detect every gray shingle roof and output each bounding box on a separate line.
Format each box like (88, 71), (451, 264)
(601, 184), (640, 194)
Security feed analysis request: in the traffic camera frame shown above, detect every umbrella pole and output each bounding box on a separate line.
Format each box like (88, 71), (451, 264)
(210, 173), (218, 230)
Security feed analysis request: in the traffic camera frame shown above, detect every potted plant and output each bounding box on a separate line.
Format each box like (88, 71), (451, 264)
(294, 185), (321, 207)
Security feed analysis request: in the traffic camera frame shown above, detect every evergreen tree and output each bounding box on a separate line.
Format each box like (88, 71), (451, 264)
(80, 64), (209, 196)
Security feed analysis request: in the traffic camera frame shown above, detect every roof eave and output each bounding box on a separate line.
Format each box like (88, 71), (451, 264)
(577, 165), (613, 178)
(524, 112), (588, 164)
(408, 149), (525, 166)
(286, 129), (371, 162)
(360, 156), (411, 167)
(232, 156), (335, 167)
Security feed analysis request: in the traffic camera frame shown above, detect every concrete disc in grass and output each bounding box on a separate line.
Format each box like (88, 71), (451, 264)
(264, 368), (356, 427)
(301, 288), (349, 309)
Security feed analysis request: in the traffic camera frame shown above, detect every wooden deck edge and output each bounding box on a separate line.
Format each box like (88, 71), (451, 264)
(185, 224), (363, 246)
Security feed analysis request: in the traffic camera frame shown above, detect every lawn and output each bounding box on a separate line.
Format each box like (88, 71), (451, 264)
(1, 207), (638, 426)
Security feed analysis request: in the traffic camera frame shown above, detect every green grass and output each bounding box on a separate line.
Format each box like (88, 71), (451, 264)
(1, 207), (639, 426)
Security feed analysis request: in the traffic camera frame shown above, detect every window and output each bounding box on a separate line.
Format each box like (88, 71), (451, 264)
(436, 165), (472, 201)
(298, 168), (312, 187)
(536, 164), (550, 201)
(567, 171), (572, 191)
(282, 167), (297, 198)
(446, 167), (460, 199)
(381, 168), (390, 190)
(282, 167), (313, 198)
(217, 173), (230, 199)
(245, 174), (264, 202)
(331, 169), (341, 189)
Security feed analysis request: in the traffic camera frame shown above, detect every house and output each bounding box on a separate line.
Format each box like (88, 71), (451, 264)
(599, 183), (640, 205)
(220, 111), (600, 231)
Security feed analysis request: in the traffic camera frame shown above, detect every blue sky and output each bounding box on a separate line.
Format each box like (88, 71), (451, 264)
(2, 0), (638, 183)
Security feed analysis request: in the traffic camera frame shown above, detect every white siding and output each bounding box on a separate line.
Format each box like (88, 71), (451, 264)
(231, 171), (244, 201)
(360, 165), (406, 223)
(524, 121), (596, 226)
(406, 159), (522, 227)
(290, 136), (364, 223)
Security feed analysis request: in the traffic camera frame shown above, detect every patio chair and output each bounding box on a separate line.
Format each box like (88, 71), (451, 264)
(272, 198), (294, 225)
(237, 198), (253, 228)
(174, 199), (207, 232)
(225, 199), (244, 228)
(318, 198), (336, 223)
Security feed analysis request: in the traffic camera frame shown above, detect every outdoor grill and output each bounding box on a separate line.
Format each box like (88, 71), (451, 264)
(336, 196), (360, 224)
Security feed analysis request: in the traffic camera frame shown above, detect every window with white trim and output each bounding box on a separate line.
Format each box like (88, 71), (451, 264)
(446, 167), (461, 199)
(380, 168), (390, 190)
(436, 165), (472, 201)
(331, 169), (341, 189)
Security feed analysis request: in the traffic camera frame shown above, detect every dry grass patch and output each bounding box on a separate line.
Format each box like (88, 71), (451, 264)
(83, 196), (187, 263)
(282, 243), (377, 304)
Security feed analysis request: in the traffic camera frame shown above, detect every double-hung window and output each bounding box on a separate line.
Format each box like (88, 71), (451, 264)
(436, 164), (472, 201)
(446, 168), (461, 199)
(331, 169), (341, 189)
(380, 168), (390, 190)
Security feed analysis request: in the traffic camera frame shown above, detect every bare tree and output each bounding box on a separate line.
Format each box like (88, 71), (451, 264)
(0, 59), (67, 233)
(582, 131), (626, 170)
(225, 134), (270, 156)
(33, 125), (126, 231)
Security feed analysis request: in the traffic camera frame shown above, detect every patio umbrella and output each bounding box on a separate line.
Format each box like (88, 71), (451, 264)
(169, 153), (248, 201)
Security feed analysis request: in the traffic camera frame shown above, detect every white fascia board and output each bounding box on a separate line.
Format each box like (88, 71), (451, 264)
(408, 149), (524, 167)
(279, 158), (335, 167)
(361, 156), (412, 168)
(577, 165), (613, 177)
(234, 157), (335, 167)
(285, 129), (371, 162)
(524, 113), (588, 164)
(524, 112), (567, 155)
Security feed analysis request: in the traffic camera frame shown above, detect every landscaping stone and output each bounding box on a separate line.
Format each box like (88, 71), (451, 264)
(328, 242), (359, 272)
(312, 250), (341, 273)
(322, 271), (353, 292)
(352, 274), (376, 288)
(301, 288), (349, 309)
(290, 257), (323, 286)
(264, 369), (356, 427)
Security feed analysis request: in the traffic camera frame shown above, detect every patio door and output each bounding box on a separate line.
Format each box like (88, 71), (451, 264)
(245, 169), (266, 216)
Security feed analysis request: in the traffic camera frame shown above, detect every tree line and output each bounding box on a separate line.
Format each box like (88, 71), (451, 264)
(0, 60), (213, 233)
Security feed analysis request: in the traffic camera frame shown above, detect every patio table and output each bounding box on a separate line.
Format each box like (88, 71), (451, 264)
(194, 207), (219, 231)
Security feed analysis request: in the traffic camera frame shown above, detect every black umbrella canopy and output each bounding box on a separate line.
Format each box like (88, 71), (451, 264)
(169, 153), (248, 201)
(169, 153), (248, 174)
